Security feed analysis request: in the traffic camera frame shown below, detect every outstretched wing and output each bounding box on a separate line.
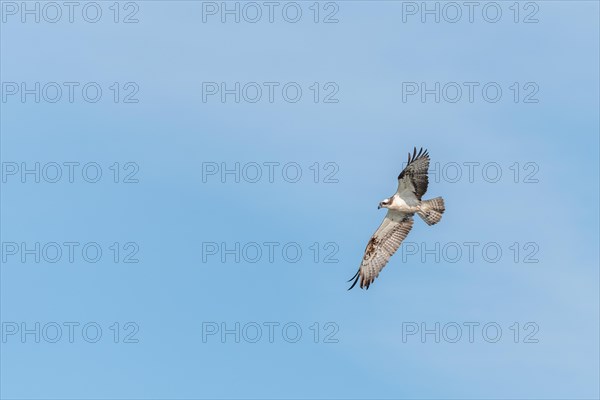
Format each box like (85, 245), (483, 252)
(397, 147), (430, 202)
(348, 211), (414, 290)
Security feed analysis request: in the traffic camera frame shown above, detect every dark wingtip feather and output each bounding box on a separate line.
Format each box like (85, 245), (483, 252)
(347, 269), (360, 290)
(399, 146), (430, 180)
(408, 147), (427, 165)
(347, 269), (359, 282)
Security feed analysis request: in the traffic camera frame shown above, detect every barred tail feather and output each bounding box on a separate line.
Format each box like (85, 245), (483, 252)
(417, 197), (445, 225)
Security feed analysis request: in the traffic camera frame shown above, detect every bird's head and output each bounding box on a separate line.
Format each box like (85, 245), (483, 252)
(378, 198), (392, 209)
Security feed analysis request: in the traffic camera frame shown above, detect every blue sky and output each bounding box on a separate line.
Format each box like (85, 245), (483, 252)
(1, 1), (599, 399)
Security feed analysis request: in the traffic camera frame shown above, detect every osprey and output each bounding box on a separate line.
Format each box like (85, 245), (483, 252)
(348, 147), (445, 290)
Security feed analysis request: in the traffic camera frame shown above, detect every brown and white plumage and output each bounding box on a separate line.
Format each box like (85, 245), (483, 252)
(348, 211), (413, 290)
(348, 147), (445, 290)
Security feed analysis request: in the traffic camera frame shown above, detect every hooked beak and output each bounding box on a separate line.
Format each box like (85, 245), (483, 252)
(378, 203), (382, 209)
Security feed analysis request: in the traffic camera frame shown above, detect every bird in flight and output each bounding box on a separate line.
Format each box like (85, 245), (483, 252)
(348, 147), (445, 290)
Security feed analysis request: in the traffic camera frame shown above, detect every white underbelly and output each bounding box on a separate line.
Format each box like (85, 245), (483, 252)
(391, 196), (419, 212)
